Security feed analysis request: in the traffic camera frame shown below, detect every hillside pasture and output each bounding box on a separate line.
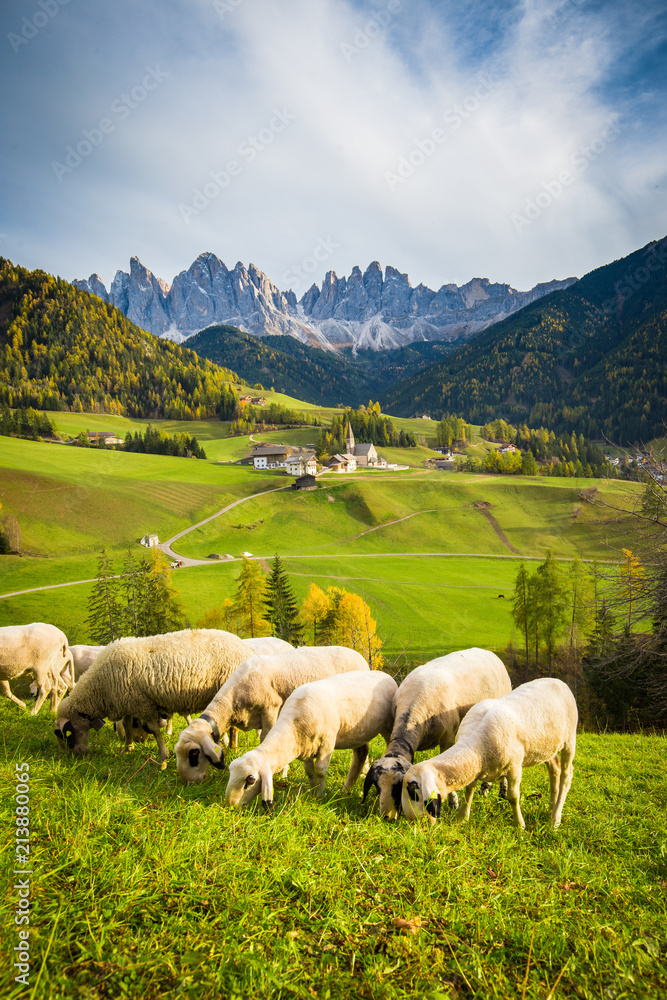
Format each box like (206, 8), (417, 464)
(0, 703), (665, 1000)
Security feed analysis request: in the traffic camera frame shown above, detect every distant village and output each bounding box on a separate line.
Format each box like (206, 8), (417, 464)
(242, 421), (406, 489)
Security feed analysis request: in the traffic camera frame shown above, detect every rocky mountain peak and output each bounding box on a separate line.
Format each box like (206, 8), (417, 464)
(74, 254), (578, 350)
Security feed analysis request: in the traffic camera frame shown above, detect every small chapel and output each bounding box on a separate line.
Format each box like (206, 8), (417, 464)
(345, 421), (381, 468)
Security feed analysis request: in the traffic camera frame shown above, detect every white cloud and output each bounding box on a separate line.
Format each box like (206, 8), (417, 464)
(1, 0), (665, 293)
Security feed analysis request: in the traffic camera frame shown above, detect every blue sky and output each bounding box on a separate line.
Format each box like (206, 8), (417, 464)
(1, 0), (665, 295)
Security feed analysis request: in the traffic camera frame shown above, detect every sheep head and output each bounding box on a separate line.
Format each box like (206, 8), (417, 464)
(401, 764), (443, 826)
(175, 718), (225, 784)
(54, 704), (104, 755)
(226, 751), (273, 809)
(363, 756), (410, 819)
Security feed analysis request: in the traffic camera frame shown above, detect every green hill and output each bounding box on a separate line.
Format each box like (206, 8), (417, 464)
(0, 259), (241, 419)
(186, 325), (458, 408)
(380, 237), (667, 444)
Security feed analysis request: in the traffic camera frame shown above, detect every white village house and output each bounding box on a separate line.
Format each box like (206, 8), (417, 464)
(250, 444), (317, 473)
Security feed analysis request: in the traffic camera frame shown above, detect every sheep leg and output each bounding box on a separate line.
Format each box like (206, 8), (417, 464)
(545, 755), (561, 813)
(144, 721), (169, 768)
(506, 768), (525, 829)
(121, 715), (136, 751)
(551, 742), (575, 829)
(343, 744), (368, 793)
(302, 757), (316, 785)
(228, 726), (239, 750)
(312, 752), (332, 798)
(165, 715), (173, 736)
(455, 781), (477, 823)
(30, 684), (49, 715)
(0, 679), (26, 710)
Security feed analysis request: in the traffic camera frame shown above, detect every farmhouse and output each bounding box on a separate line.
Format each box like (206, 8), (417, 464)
(324, 452), (357, 473)
(251, 445), (292, 469)
(86, 431), (124, 446)
(284, 451), (318, 477)
(140, 533), (159, 548)
(250, 444), (317, 472)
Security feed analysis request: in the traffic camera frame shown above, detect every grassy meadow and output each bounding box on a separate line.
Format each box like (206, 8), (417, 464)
(1, 414), (665, 999)
(0, 703), (665, 1000)
(0, 426), (640, 656)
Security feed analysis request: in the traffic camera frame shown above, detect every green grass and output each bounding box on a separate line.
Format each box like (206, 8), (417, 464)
(0, 704), (665, 1000)
(0, 434), (642, 654)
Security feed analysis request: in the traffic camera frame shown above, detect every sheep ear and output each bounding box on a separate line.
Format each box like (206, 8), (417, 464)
(201, 734), (225, 770)
(260, 762), (274, 807)
(90, 718), (105, 732)
(362, 770), (376, 803)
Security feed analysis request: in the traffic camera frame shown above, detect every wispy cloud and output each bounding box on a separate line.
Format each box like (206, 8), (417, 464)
(1, 0), (665, 293)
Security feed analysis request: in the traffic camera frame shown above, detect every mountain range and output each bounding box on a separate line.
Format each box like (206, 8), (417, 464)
(381, 236), (667, 443)
(74, 254), (576, 352)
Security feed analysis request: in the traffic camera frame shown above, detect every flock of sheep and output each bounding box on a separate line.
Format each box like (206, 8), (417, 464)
(0, 622), (578, 827)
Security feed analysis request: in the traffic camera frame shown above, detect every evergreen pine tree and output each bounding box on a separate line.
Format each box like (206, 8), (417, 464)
(234, 557), (270, 638)
(511, 563), (531, 680)
(86, 549), (123, 643)
(265, 555), (303, 643)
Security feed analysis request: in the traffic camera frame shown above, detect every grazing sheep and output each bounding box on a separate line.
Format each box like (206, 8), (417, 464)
(54, 628), (248, 767)
(175, 645), (369, 783)
(363, 648), (512, 818)
(225, 670), (397, 810)
(402, 678), (578, 829)
(241, 637), (294, 655)
(0, 623), (74, 714)
(69, 644), (105, 681)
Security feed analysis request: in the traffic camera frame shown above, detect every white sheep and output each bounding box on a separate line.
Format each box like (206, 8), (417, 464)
(225, 670), (398, 810)
(0, 623), (74, 714)
(363, 648), (512, 818)
(175, 645), (369, 782)
(241, 637), (294, 655)
(69, 644), (105, 681)
(401, 677), (578, 829)
(54, 628), (249, 767)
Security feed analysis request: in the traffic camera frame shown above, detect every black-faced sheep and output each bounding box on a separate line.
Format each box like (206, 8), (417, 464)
(225, 670), (397, 810)
(402, 677), (578, 829)
(363, 648), (511, 818)
(54, 628), (249, 766)
(175, 645), (369, 783)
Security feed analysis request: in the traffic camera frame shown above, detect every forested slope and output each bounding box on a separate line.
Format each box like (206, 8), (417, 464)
(0, 260), (241, 419)
(381, 237), (667, 443)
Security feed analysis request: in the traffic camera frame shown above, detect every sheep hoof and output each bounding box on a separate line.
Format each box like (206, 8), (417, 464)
(480, 782), (491, 797)
(125, 743), (135, 752)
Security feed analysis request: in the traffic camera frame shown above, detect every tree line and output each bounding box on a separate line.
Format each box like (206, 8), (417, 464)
(316, 403), (416, 457)
(122, 426), (207, 459)
(220, 384), (321, 434)
(197, 556), (384, 668)
(509, 472), (667, 728)
(0, 405), (58, 441)
(85, 550), (385, 669)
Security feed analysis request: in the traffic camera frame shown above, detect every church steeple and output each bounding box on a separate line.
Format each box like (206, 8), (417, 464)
(345, 420), (355, 454)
